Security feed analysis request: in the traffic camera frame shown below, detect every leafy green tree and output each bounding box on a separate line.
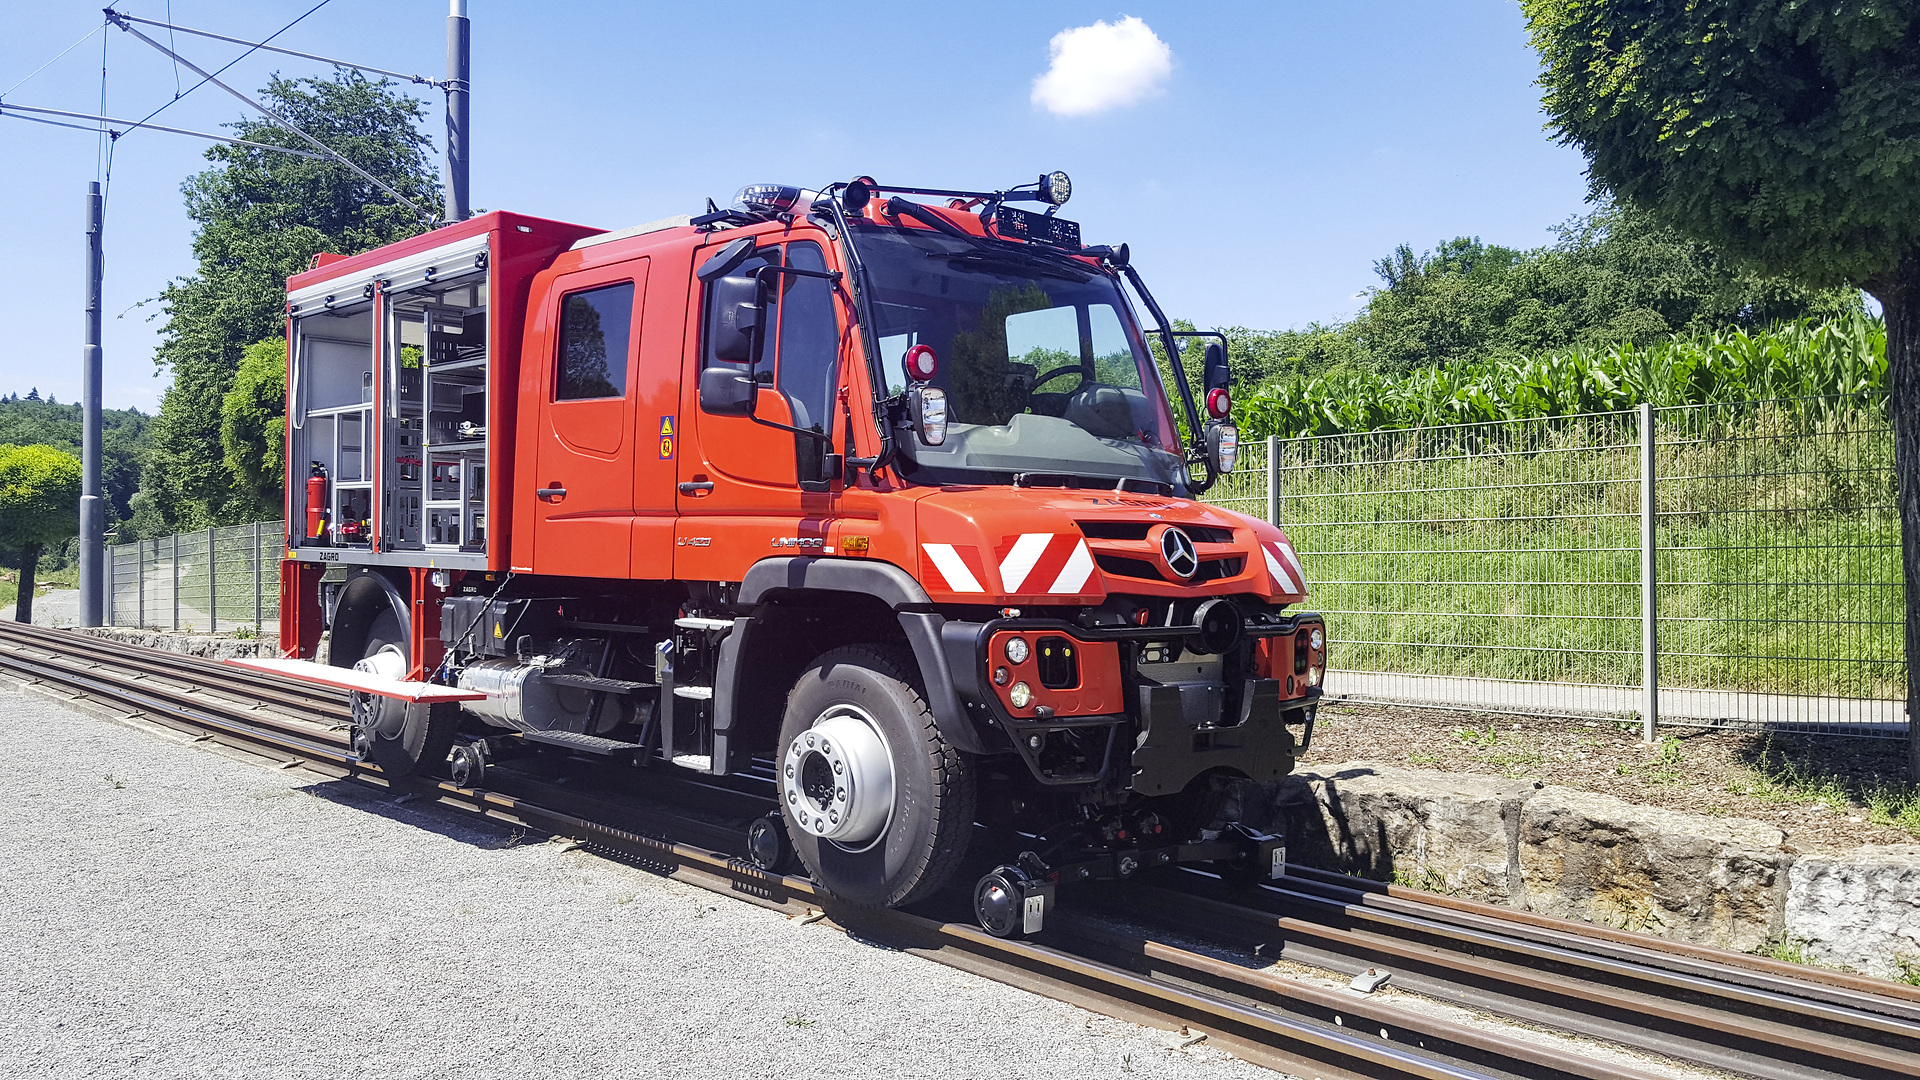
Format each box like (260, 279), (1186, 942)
(141, 71), (438, 532)
(0, 395), (152, 531)
(1519, 0), (1920, 762)
(0, 443), (82, 622)
(220, 338), (289, 522)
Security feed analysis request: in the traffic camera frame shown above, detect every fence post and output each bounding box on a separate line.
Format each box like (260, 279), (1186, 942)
(206, 526), (218, 634)
(136, 541), (145, 628)
(105, 544), (114, 625)
(1266, 435), (1279, 524)
(1639, 402), (1659, 743)
(253, 521), (263, 631)
(170, 532), (180, 632)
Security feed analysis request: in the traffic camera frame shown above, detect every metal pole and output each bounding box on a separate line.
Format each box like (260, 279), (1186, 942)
(444, 0), (471, 221)
(253, 520), (263, 631)
(206, 526), (217, 634)
(1639, 402), (1659, 743)
(78, 183), (105, 626)
(1266, 434), (1279, 524)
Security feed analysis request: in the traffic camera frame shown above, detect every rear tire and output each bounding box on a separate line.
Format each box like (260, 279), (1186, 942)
(777, 646), (974, 908)
(346, 612), (456, 779)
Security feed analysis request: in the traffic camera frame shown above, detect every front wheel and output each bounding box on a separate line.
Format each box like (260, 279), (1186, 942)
(777, 646), (974, 908)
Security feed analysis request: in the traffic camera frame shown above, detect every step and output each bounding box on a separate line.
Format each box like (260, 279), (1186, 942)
(672, 685), (714, 701)
(543, 672), (658, 696)
(674, 617), (734, 632)
(517, 729), (643, 755)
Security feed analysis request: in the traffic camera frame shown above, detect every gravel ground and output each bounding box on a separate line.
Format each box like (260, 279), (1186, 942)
(1303, 700), (1918, 852)
(0, 683), (1280, 1080)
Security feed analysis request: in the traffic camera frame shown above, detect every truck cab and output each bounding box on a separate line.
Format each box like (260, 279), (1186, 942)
(263, 176), (1325, 936)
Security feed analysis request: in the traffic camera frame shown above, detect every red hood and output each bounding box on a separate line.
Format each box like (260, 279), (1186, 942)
(908, 486), (1308, 606)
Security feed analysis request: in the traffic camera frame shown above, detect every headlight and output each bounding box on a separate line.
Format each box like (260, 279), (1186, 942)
(1008, 682), (1033, 709)
(1005, 636), (1030, 664)
(1310, 628), (1323, 651)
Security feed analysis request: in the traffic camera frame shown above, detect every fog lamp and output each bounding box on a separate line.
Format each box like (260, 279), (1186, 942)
(1009, 682), (1033, 709)
(1307, 665), (1322, 687)
(1004, 636), (1030, 664)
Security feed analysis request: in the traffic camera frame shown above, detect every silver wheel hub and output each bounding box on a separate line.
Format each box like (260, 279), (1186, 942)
(781, 706), (894, 846)
(351, 644), (410, 739)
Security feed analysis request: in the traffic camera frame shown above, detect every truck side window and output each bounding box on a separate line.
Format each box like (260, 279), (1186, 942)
(776, 242), (837, 432)
(556, 282), (634, 400)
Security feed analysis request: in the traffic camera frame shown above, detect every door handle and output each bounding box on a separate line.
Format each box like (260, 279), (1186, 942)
(677, 481), (715, 495)
(536, 486), (567, 499)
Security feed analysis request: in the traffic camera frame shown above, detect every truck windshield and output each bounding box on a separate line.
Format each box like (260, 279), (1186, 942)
(849, 221), (1186, 491)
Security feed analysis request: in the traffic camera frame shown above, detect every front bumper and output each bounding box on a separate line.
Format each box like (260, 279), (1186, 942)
(938, 609), (1324, 791)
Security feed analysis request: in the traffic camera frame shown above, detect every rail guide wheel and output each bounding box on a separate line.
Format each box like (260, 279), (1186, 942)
(449, 741), (488, 789)
(973, 859), (1057, 939)
(746, 812), (795, 874)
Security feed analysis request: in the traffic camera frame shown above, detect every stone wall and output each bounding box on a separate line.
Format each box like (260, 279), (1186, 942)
(1258, 761), (1920, 975)
(74, 626), (283, 660)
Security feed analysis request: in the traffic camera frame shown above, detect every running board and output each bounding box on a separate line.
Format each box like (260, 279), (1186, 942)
(224, 657), (485, 703)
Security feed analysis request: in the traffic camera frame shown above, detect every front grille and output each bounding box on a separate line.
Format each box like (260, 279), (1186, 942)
(1095, 553), (1245, 584)
(1077, 521), (1236, 544)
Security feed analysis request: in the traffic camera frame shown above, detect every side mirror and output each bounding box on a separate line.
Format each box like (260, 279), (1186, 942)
(909, 385), (949, 446)
(711, 274), (763, 364)
(697, 237), (756, 282)
(699, 364), (756, 416)
(1205, 421), (1238, 475)
(1202, 341), (1230, 392)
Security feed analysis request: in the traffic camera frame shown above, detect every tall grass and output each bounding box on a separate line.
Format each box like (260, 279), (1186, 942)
(1236, 314), (1886, 439)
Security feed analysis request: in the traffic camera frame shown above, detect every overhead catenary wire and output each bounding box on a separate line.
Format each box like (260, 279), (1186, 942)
(109, 7), (445, 89)
(0, 102), (330, 160)
(104, 9), (434, 226)
(0, 20), (105, 99)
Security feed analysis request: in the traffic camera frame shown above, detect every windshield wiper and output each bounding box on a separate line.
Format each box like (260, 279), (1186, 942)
(927, 250), (1091, 282)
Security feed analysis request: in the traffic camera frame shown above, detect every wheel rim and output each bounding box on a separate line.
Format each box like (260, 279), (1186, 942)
(781, 705), (894, 849)
(350, 644), (410, 739)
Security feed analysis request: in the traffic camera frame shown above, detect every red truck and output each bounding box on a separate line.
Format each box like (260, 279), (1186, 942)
(249, 175), (1326, 936)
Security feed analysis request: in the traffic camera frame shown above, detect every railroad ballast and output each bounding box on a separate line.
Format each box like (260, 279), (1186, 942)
(249, 174), (1327, 935)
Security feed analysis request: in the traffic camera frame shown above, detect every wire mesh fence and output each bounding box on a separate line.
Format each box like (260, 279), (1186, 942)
(107, 521), (282, 636)
(1214, 393), (1906, 738)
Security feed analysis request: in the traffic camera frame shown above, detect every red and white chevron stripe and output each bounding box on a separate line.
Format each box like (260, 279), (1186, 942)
(1261, 540), (1307, 596)
(920, 543), (988, 593)
(993, 533), (1096, 595)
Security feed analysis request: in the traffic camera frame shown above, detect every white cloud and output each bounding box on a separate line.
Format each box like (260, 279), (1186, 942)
(1031, 16), (1173, 118)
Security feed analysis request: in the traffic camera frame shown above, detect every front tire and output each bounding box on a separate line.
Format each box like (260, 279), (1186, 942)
(777, 646), (974, 908)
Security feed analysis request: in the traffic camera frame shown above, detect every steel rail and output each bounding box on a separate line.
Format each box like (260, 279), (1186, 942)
(1111, 876), (1920, 1080)
(0, 623), (1601, 1080)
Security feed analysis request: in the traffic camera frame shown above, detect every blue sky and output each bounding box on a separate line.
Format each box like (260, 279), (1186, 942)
(0, 1), (1592, 410)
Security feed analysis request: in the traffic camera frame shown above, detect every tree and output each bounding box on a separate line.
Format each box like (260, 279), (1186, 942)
(1519, 1), (1920, 766)
(0, 444), (82, 623)
(220, 338), (288, 521)
(0, 395), (152, 534)
(141, 71), (438, 532)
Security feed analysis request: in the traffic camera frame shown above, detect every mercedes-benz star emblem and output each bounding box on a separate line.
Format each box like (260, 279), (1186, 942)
(1160, 526), (1199, 580)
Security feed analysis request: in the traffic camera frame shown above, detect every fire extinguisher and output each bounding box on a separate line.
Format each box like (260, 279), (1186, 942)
(305, 461), (330, 544)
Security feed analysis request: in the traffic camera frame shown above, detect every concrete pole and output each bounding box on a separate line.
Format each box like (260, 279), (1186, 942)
(79, 183), (105, 627)
(444, 0), (471, 222)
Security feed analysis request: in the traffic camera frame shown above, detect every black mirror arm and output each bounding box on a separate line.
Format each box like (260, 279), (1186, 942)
(740, 262), (841, 449)
(1118, 264), (1215, 492)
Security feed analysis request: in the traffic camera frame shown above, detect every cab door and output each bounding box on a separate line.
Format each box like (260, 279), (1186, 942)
(675, 236), (842, 580)
(529, 260), (648, 577)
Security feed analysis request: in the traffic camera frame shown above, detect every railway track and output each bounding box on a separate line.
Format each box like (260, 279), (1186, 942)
(4, 621), (1915, 1080)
